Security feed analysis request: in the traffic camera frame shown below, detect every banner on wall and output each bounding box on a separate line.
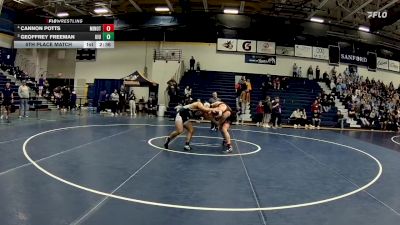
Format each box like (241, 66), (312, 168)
(312, 47), (329, 60)
(388, 60), (400, 72)
(339, 50), (368, 66)
(217, 38), (237, 52)
(377, 57), (389, 70)
(237, 40), (257, 53)
(295, 45), (312, 58)
(256, 41), (275, 54)
(245, 54), (276, 65)
(276, 46), (294, 56)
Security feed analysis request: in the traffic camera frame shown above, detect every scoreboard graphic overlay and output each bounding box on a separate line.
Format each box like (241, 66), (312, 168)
(14, 19), (114, 49)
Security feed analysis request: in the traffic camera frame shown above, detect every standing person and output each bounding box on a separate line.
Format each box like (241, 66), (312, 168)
(118, 88), (127, 115)
(271, 97), (282, 128)
(255, 101), (264, 126)
(209, 92), (221, 131)
(245, 79), (252, 104)
(128, 90), (136, 116)
(262, 96), (272, 128)
(307, 66), (313, 80)
(1, 82), (14, 121)
(70, 90), (77, 110)
(211, 101), (236, 153)
(38, 75), (45, 97)
(110, 89), (119, 116)
(316, 65), (321, 81)
(311, 100), (322, 129)
(164, 101), (213, 151)
(293, 63), (298, 77)
(61, 86), (70, 112)
(189, 56), (196, 71)
(18, 80), (30, 118)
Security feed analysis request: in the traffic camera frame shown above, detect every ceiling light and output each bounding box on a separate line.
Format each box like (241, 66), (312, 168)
(310, 17), (324, 23)
(56, 12), (69, 18)
(94, 7), (109, 14)
(358, 26), (370, 32)
(223, 9), (239, 14)
(155, 7), (170, 12)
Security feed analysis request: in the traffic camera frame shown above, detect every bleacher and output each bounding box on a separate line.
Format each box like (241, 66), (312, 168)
(167, 70), (338, 127)
(0, 71), (50, 112)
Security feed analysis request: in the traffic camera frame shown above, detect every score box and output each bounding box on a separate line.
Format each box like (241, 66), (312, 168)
(102, 24), (114, 32)
(102, 32), (114, 41)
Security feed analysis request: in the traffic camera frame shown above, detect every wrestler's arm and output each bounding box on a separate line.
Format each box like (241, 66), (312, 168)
(195, 102), (212, 112)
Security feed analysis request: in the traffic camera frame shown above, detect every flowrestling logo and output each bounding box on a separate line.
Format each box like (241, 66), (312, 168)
(367, 11), (388, 19)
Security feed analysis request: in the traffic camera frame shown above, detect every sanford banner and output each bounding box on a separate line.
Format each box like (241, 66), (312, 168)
(340, 49), (368, 66)
(245, 54), (276, 65)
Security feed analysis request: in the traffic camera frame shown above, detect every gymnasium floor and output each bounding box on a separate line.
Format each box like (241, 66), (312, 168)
(0, 112), (400, 225)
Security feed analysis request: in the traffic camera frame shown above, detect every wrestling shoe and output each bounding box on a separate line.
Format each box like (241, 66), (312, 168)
(164, 138), (170, 149)
(183, 145), (192, 151)
(222, 145), (233, 154)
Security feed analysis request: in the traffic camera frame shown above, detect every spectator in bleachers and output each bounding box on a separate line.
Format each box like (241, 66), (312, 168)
(1, 82), (13, 121)
(184, 86), (192, 100)
(273, 77), (280, 90)
(196, 62), (201, 71)
(260, 82), (268, 100)
(281, 77), (288, 90)
(331, 66), (337, 76)
(292, 63), (298, 77)
(209, 92), (221, 131)
(189, 56), (195, 71)
(271, 97), (282, 128)
(18, 80), (30, 118)
(110, 89), (119, 116)
(323, 71), (329, 86)
(316, 65), (320, 81)
(255, 101), (264, 126)
(298, 67), (302, 78)
(307, 66), (313, 80)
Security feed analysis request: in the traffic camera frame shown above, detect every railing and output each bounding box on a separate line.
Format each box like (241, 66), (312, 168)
(153, 49), (182, 62)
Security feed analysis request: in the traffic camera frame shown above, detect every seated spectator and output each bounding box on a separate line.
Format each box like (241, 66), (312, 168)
(290, 108), (302, 128)
(255, 101), (264, 126)
(300, 109), (309, 129)
(348, 107), (357, 122)
(273, 77), (280, 90)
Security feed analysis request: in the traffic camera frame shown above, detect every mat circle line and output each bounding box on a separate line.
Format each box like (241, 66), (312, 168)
(22, 124), (383, 212)
(391, 135), (400, 145)
(148, 135), (261, 157)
